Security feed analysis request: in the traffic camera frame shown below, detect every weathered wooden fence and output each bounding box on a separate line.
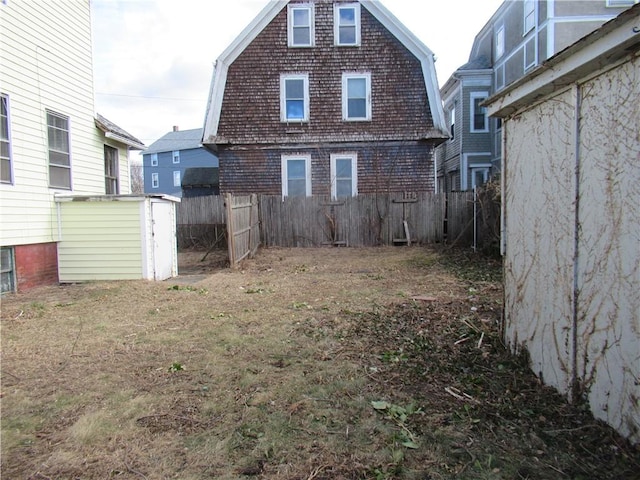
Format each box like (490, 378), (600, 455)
(176, 191), (479, 251)
(225, 193), (260, 267)
(175, 195), (226, 249)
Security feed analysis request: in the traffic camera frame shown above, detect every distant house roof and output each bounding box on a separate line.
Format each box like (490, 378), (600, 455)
(95, 114), (146, 150)
(458, 55), (492, 71)
(145, 128), (206, 155)
(181, 167), (219, 188)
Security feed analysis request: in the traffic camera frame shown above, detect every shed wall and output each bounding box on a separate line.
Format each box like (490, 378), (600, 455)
(58, 201), (144, 281)
(503, 56), (640, 443)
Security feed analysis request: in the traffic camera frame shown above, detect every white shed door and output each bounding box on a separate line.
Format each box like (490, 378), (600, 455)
(151, 201), (174, 280)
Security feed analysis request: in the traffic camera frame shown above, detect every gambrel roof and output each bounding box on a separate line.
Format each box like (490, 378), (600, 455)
(202, 0), (448, 143)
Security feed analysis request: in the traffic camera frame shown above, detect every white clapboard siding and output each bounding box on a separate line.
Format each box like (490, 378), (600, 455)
(0, 0), (122, 247)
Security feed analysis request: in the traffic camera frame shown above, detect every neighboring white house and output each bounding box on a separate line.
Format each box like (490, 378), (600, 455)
(0, 0), (146, 293)
(486, 5), (639, 443)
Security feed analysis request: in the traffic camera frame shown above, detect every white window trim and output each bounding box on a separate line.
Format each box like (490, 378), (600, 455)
(606, 0), (637, 6)
(495, 64), (505, 90)
(151, 153), (158, 166)
(288, 3), (315, 47)
(46, 110), (72, 190)
(523, 0), (535, 35)
(281, 154), (312, 199)
(0, 93), (13, 185)
(342, 72), (371, 121)
(470, 92), (489, 133)
(151, 172), (159, 188)
(470, 165), (491, 190)
(495, 24), (505, 60)
(334, 3), (361, 46)
(172, 150), (180, 164)
(280, 73), (310, 123)
(330, 153), (358, 199)
(173, 170), (181, 187)
(524, 36), (537, 71)
(449, 104), (456, 141)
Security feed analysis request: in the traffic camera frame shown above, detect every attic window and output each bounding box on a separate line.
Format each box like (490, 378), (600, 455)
(334, 3), (360, 46)
(288, 4), (315, 47)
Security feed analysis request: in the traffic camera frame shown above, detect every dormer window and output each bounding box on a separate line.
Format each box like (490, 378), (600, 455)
(288, 4), (315, 47)
(334, 3), (360, 46)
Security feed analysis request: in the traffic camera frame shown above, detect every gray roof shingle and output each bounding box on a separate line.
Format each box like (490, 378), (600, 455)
(145, 128), (204, 155)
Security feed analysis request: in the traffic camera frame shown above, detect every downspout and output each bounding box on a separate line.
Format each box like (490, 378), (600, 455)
(570, 83), (582, 404)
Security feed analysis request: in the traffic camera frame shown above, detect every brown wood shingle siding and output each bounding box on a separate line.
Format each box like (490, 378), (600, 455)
(218, 3), (433, 143)
(219, 142), (434, 196)
(216, 1), (438, 194)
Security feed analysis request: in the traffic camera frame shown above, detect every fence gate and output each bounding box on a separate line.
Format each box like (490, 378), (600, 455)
(225, 193), (260, 268)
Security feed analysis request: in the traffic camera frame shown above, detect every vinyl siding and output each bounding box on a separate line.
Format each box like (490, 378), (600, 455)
(57, 201), (143, 281)
(0, 0), (116, 247)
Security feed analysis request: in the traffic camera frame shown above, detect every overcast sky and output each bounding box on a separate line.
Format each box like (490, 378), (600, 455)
(91, 0), (503, 154)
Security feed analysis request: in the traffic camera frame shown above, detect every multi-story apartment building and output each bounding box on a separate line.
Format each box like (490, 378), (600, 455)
(435, 0), (637, 192)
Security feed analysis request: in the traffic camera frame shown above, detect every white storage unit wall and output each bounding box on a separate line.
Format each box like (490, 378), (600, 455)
(55, 195), (180, 282)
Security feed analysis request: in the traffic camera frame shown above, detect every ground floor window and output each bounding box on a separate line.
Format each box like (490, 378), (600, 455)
(1, 247), (15, 294)
(471, 167), (490, 189)
(281, 154), (311, 198)
(330, 153), (357, 199)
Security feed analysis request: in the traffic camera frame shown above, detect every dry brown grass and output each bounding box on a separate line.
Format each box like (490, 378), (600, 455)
(1, 247), (637, 479)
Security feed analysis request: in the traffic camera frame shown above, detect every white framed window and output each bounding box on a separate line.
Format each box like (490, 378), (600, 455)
(449, 105), (456, 140)
(524, 37), (536, 70)
(151, 172), (159, 188)
(334, 3), (360, 46)
(342, 73), (371, 121)
(330, 153), (357, 199)
(280, 74), (309, 123)
(495, 64), (505, 90)
(172, 150), (180, 164)
(288, 3), (315, 47)
(1, 93), (12, 184)
(173, 170), (181, 187)
(46, 110), (71, 190)
(523, 0), (535, 34)
(281, 154), (311, 198)
(470, 92), (489, 133)
(151, 153), (158, 166)
(495, 24), (505, 60)
(104, 145), (119, 194)
(471, 167), (490, 189)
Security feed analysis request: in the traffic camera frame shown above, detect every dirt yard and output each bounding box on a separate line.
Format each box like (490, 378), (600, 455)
(1, 247), (638, 479)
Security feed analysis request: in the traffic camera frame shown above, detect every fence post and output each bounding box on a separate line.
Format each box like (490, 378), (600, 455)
(225, 193), (236, 267)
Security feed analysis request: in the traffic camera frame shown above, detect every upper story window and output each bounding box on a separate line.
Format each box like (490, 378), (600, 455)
(104, 145), (119, 194)
(495, 24), (505, 60)
(151, 172), (159, 188)
(1, 94), (12, 184)
(342, 73), (371, 121)
(151, 153), (158, 166)
(281, 154), (312, 198)
(524, 0), (535, 34)
(288, 3), (315, 47)
(449, 105), (456, 140)
(46, 110), (71, 190)
(173, 170), (181, 187)
(470, 92), (489, 133)
(334, 3), (361, 46)
(172, 150), (180, 164)
(330, 153), (357, 199)
(281, 74), (309, 123)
